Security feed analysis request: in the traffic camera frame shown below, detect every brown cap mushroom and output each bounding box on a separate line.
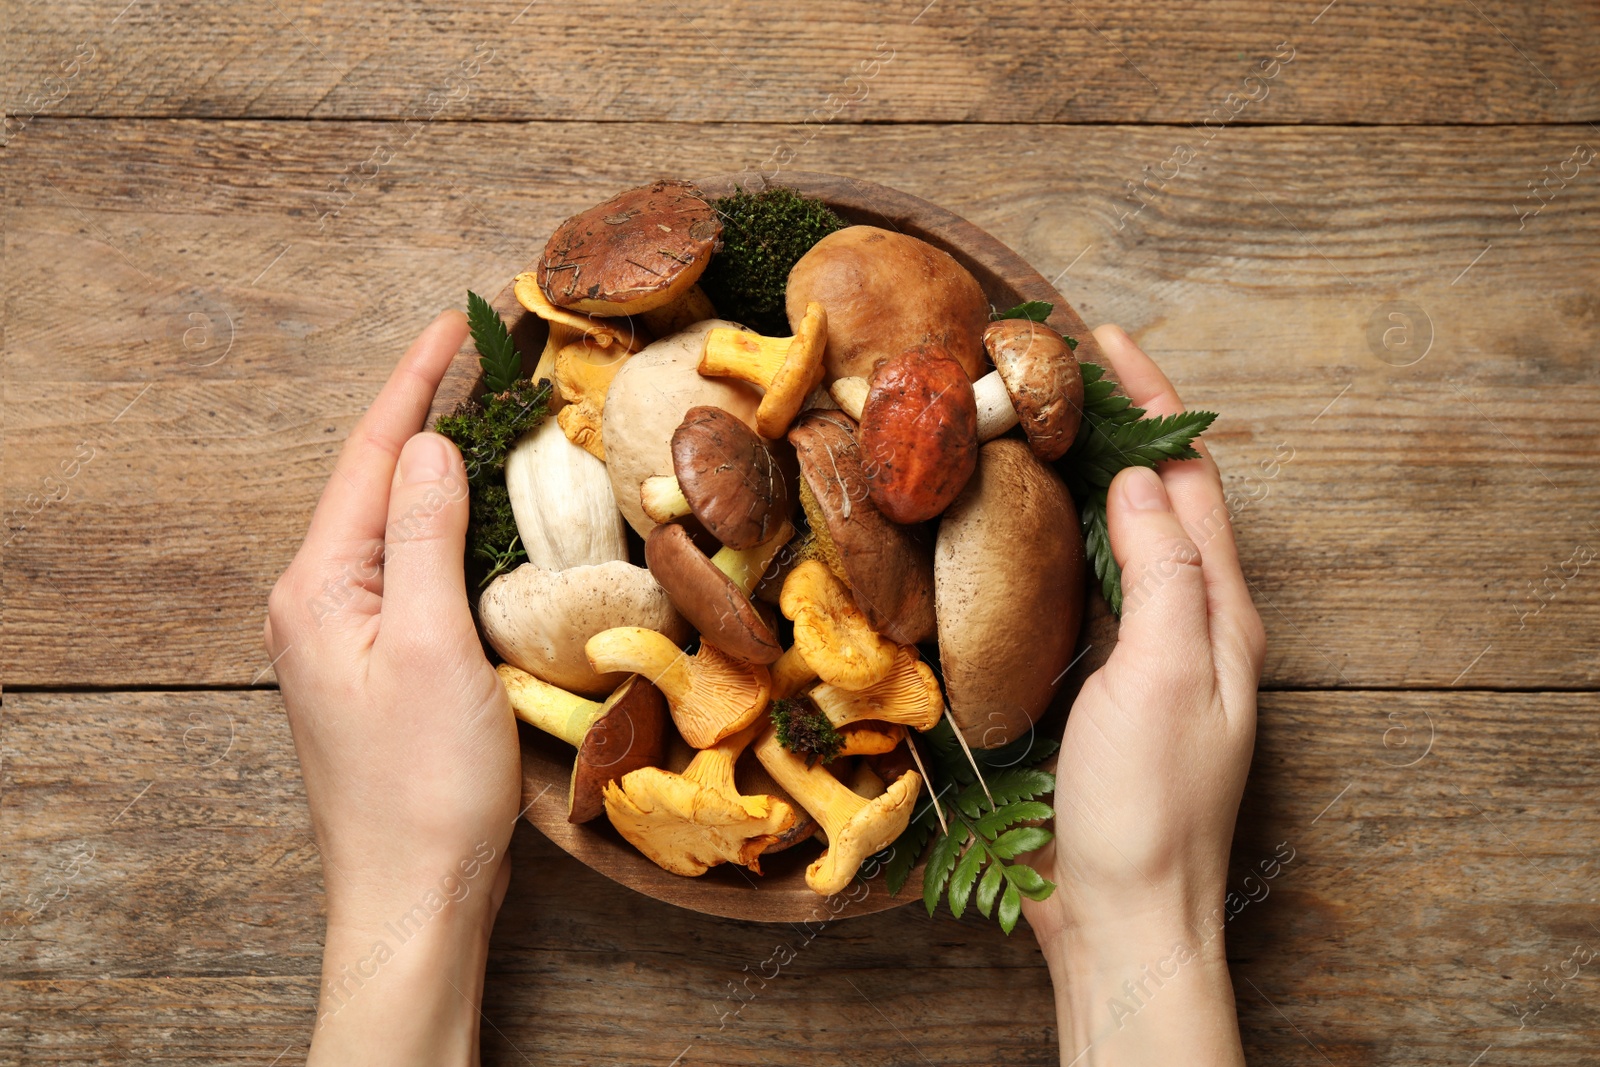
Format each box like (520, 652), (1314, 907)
(809, 645), (944, 732)
(768, 560), (898, 698)
(638, 406), (789, 550)
(602, 719), (797, 877)
(974, 319), (1084, 460)
(497, 665), (668, 823)
(788, 410), (937, 645)
(754, 722), (921, 896)
(585, 626), (771, 748)
(601, 319), (763, 538)
(479, 561), (692, 698)
(785, 226), (988, 383)
(935, 439), (1086, 747)
(856, 344), (979, 524)
(538, 179), (722, 316)
(643, 520), (793, 665)
(699, 301), (828, 439)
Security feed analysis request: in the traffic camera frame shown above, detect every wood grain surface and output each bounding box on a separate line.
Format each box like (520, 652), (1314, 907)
(4, 7), (1597, 1063)
(3, 689), (1596, 1065)
(7, 1), (1598, 125)
(4, 120), (1597, 689)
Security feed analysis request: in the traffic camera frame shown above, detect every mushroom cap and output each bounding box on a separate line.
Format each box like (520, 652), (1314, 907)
(983, 320), (1085, 461)
(780, 560), (897, 691)
(538, 179), (722, 316)
(644, 522), (782, 665)
(569, 675), (669, 824)
(857, 344), (979, 524)
(785, 226), (988, 383)
(835, 722), (906, 757)
(810, 645), (944, 732)
(787, 410), (937, 645)
(478, 562), (691, 698)
(672, 405), (788, 550)
(602, 766), (795, 877)
(935, 439), (1086, 747)
(805, 769), (921, 896)
(602, 320), (763, 537)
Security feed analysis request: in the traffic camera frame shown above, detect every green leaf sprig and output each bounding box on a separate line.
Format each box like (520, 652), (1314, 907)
(992, 299), (1055, 323)
(467, 289), (522, 393)
(880, 720), (1060, 934)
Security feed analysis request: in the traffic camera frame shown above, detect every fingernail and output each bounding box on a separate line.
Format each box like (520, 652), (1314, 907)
(1121, 467), (1171, 512)
(400, 433), (454, 484)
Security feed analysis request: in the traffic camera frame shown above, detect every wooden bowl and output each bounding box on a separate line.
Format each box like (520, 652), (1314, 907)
(427, 172), (1114, 923)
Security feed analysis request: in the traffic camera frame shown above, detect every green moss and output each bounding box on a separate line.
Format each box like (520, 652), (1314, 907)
(700, 187), (847, 335)
(772, 695), (843, 766)
(435, 378), (552, 587)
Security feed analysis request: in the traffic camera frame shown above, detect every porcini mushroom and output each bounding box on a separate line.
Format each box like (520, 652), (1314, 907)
(856, 344), (979, 524)
(585, 626), (771, 748)
(699, 301), (828, 439)
(935, 439), (1085, 747)
(504, 418), (628, 571)
(497, 665), (667, 823)
(755, 722), (922, 895)
(643, 520), (793, 665)
(973, 319), (1084, 460)
(768, 560), (897, 698)
(480, 561), (691, 698)
(788, 410), (937, 644)
(809, 645), (944, 732)
(786, 226), (989, 382)
(638, 406), (788, 549)
(538, 179), (722, 316)
(601, 320), (763, 537)
(603, 719), (797, 877)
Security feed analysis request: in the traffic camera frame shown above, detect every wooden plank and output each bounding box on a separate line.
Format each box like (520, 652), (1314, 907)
(3, 689), (1598, 1065)
(6, 1), (1598, 125)
(3, 119), (1598, 688)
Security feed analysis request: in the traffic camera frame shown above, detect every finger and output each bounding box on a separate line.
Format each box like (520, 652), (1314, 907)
(301, 310), (469, 566)
(1107, 466), (1212, 669)
(1093, 325), (1263, 676)
(373, 432), (476, 658)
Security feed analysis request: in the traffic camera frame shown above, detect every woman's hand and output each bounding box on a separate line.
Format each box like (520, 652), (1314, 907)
(1023, 325), (1266, 1066)
(265, 311), (521, 1067)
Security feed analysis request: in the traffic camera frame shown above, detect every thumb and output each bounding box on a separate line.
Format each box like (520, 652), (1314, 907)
(1106, 466), (1211, 662)
(377, 431), (476, 651)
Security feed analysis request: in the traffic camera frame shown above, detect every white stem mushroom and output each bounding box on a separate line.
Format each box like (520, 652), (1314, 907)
(504, 418), (627, 572)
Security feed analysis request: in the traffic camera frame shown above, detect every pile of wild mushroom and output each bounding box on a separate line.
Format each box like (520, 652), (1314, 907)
(477, 179), (1087, 896)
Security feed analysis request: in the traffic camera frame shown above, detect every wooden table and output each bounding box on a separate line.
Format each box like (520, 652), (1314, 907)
(4, 4), (1598, 1064)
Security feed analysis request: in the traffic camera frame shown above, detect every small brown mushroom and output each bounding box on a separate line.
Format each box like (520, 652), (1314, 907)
(935, 439), (1086, 747)
(644, 520), (792, 664)
(974, 319), (1084, 460)
(856, 344), (979, 524)
(787, 411), (937, 645)
(497, 666), (668, 823)
(785, 226), (988, 382)
(538, 179), (722, 316)
(638, 406), (788, 550)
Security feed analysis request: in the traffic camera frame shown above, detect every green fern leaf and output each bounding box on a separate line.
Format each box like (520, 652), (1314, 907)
(991, 826), (1053, 860)
(947, 840), (987, 919)
(975, 861), (1005, 918)
(467, 289), (522, 393)
(975, 801), (1054, 840)
(922, 822), (966, 916)
(997, 881), (1023, 934)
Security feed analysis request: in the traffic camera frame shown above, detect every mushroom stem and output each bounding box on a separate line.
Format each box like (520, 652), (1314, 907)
(709, 521), (794, 597)
(770, 645), (819, 699)
(700, 302), (828, 438)
(972, 370), (1020, 442)
(681, 719), (764, 803)
(639, 474), (693, 524)
(755, 723), (922, 895)
(829, 376), (869, 421)
(810, 647), (944, 732)
(585, 627), (771, 748)
(497, 664), (603, 747)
